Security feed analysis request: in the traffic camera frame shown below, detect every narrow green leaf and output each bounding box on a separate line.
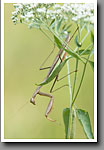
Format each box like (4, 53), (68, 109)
(64, 24), (72, 31)
(54, 35), (85, 63)
(75, 35), (82, 47)
(20, 18), (22, 23)
(78, 49), (94, 57)
(55, 18), (58, 33)
(57, 18), (63, 32)
(77, 49), (91, 55)
(62, 24), (66, 31)
(63, 108), (70, 139)
(91, 32), (94, 44)
(49, 19), (55, 29)
(49, 19), (55, 27)
(54, 35), (62, 49)
(89, 60), (94, 71)
(76, 109), (94, 139)
(63, 108), (76, 139)
(36, 57), (70, 86)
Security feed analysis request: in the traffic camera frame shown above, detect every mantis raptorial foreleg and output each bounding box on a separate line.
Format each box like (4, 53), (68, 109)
(30, 35), (71, 121)
(30, 27), (79, 121)
(30, 89), (55, 121)
(30, 86), (41, 105)
(38, 91), (55, 122)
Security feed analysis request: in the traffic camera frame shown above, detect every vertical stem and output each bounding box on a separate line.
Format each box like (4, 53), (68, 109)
(68, 24), (79, 138)
(66, 55), (73, 139)
(72, 59), (78, 99)
(71, 47), (93, 108)
(72, 24), (80, 100)
(66, 56), (72, 107)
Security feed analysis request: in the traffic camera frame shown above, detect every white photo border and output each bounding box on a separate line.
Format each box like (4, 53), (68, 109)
(1, 0), (97, 142)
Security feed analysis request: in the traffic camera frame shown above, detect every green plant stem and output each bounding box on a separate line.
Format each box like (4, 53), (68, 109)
(68, 25), (80, 138)
(68, 32), (93, 139)
(71, 50), (92, 108)
(66, 56), (72, 139)
(39, 22), (92, 139)
(70, 109), (76, 139)
(69, 108), (73, 138)
(72, 59), (78, 99)
(68, 59), (78, 139)
(66, 24), (88, 139)
(72, 24), (80, 101)
(66, 56), (72, 107)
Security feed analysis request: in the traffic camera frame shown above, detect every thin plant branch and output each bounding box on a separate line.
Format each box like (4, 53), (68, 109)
(71, 46), (93, 108)
(66, 55), (72, 139)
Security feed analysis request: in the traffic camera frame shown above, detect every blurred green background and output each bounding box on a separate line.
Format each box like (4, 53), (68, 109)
(4, 4), (94, 139)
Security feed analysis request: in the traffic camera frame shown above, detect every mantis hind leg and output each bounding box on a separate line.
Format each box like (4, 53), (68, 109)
(50, 84), (69, 93)
(50, 75), (59, 93)
(50, 70), (78, 93)
(50, 72), (70, 93)
(45, 96), (56, 122)
(38, 91), (56, 122)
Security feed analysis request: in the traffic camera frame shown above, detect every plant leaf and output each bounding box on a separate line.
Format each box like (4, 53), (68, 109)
(54, 35), (62, 49)
(49, 19), (55, 29)
(63, 108), (70, 139)
(36, 57), (71, 86)
(63, 108), (76, 139)
(77, 49), (94, 57)
(91, 31), (94, 44)
(75, 35), (82, 47)
(76, 109), (94, 139)
(62, 24), (66, 31)
(64, 24), (72, 32)
(77, 49), (91, 55)
(89, 60), (94, 71)
(57, 18), (63, 32)
(54, 35), (85, 63)
(50, 18), (55, 26)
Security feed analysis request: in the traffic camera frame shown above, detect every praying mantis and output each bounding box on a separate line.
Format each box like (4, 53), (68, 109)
(30, 26), (79, 122)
